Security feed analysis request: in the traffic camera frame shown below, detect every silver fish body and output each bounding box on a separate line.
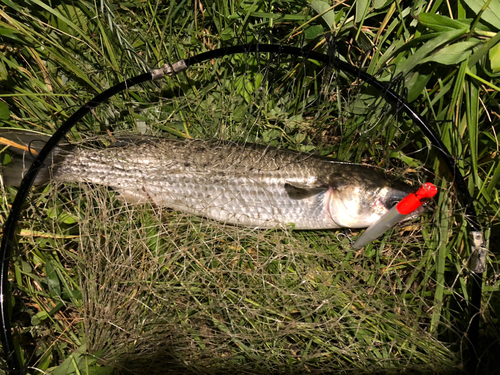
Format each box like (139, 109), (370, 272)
(2, 132), (414, 229)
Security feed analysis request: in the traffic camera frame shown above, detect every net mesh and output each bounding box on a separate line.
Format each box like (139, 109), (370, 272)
(73, 183), (455, 374)
(3, 39), (486, 373)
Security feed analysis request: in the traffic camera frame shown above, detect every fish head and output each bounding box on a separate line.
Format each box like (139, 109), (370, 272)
(325, 167), (419, 228)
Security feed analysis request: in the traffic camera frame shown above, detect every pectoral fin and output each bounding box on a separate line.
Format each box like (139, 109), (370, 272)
(284, 181), (329, 200)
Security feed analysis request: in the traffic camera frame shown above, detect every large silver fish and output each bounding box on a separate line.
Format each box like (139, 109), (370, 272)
(1, 130), (415, 229)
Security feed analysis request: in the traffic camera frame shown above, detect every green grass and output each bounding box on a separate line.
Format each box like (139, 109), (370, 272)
(0, 0), (499, 373)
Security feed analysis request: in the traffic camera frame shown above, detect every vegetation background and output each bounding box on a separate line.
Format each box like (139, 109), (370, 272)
(0, 0), (499, 373)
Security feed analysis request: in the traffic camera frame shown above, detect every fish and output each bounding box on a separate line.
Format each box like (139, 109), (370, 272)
(0, 130), (416, 229)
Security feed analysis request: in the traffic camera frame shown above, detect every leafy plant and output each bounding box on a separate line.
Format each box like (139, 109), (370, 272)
(0, 0), (499, 373)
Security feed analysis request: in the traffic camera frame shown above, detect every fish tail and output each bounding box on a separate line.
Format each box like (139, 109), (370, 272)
(0, 130), (72, 187)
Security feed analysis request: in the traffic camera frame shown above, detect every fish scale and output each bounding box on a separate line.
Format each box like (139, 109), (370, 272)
(0, 132), (414, 229)
(55, 141), (328, 228)
(50, 138), (411, 229)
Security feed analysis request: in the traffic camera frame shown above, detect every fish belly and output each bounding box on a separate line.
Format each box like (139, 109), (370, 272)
(126, 175), (335, 229)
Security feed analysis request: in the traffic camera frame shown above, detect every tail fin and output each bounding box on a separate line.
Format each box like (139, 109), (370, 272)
(0, 130), (72, 187)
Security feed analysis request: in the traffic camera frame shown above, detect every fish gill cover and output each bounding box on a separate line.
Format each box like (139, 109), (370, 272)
(0, 0), (499, 374)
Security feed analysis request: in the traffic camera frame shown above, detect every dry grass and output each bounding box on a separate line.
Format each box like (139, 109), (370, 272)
(70, 183), (457, 374)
